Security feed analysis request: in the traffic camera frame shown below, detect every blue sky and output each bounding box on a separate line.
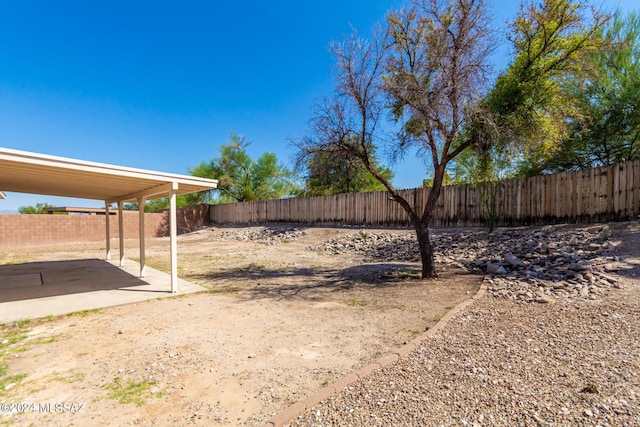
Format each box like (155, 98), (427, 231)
(0, 0), (636, 212)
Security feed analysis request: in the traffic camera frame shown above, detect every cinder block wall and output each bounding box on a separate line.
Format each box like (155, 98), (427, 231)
(151, 204), (212, 237)
(0, 205), (211, 246)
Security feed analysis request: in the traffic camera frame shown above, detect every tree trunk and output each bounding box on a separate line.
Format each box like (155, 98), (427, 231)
(415, 164), (445, 278)
(414, 221), (436, 278)
(389, 165), (444, 279)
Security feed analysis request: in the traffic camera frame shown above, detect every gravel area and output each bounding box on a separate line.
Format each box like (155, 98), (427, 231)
(290, 290), (640, 426)
(310, 224), (620, 303)
(289, 223), (640, 427)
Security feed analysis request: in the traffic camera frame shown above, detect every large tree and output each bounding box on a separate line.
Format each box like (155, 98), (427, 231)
(297, 0), (606, 278)
(297, 0), (493, 278)
(191, 132), (299, 203)
(475, 0), (607, 177)
(453, 0), (606, 232)
(532, 10), (640, 173)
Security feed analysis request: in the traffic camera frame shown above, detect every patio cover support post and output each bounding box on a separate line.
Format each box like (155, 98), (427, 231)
(118, 201), (125, 267)
(138, 196), (146, 278)
(169, 183), (178, 293)
(105, 202), (111, 260)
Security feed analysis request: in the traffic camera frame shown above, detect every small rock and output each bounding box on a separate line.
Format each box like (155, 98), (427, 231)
(596, 272), (618, 284)
(580, 383), (599, 394)
(532, 413), (546, 426)
(487, 264), (507, 274)
(504, 253), (526, 267)
(570, 263), (589, 271)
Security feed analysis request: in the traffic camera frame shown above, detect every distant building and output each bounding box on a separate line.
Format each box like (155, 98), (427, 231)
(44, 207), (116, 216)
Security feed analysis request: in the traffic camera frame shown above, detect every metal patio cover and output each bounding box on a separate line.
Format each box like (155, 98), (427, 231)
(0, 147), (218, 203)
(0, 147), (218, 293)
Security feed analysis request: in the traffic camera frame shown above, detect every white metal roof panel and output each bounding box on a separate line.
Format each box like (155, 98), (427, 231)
(0, 147), (217, 202)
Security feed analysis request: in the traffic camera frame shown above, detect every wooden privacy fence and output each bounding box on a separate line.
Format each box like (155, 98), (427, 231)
(210, 160), (640, 227)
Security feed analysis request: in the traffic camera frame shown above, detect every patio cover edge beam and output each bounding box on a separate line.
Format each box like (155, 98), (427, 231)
(107, 182), (178, 204)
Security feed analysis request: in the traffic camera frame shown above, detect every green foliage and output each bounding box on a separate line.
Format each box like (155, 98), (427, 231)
(190, 132), (299, 203)
(144, 198), (172, 212)
(423, 172), (452, 188)
(68, 308), (103, 318)
(0, 323), (32, 397)
(359, 230), (370, 240)
(455, 1), (611, 230)
(18, 202), (53, 214)
(104, 377), (160, 406)
(453, 0), (608, 182)
(482, 0), (607, 177)
(452, 146), (504, 184)
(301, 150), (393, 196)
(123, 195), (197, 213)
(51, 372), (85, 383)
(453, 142), (514, 232)
(539, 10), (640, 172)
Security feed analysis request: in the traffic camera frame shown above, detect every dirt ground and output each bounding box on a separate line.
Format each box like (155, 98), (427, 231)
(0, 225), (481, 426)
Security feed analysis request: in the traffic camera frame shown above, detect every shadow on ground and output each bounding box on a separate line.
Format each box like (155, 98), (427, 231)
(187, 262), (429, 301)
(609, 223), (640, 279)
(0, 259), (151, 303)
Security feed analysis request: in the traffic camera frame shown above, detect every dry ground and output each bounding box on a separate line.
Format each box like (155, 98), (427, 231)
(290, 221), (640, 426)
(0, 225), (480, 426)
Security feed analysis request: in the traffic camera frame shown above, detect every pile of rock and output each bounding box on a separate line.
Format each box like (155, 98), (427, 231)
(309, 225), (622, 303)
(216, 226), (306, 245)
(470, 227), (622, 303)
(309, 231), (422, 261)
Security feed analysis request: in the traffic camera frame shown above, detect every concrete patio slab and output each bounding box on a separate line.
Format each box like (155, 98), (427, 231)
(0, 258), (205, 323)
